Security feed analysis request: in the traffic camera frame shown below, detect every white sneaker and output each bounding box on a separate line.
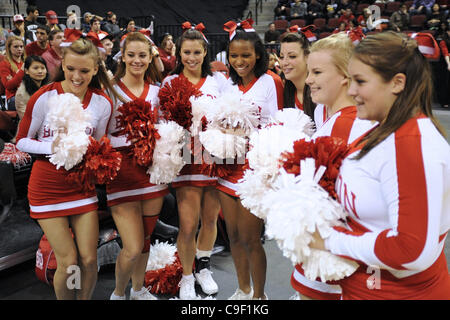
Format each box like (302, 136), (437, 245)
(178, 275), (198, 300)
(130, 287), (157, 300)
(110, 291), (126, 300)
(228, 287), (254, 300)
(195, 268), (219, 295)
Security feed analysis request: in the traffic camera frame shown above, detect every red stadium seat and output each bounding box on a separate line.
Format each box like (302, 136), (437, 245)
(356, 3), (370, 15)
(410, 14), (427, 30)
(385, 1), (401, 15)
(290, 19), (306, 28)
(273, 19), (288, 32)
(312, 18), (326, 31)
(327, 18), (340, 31)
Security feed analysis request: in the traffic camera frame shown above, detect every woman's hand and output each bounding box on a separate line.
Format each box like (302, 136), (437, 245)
(51, 127), (67, 153)
(309, 230), (326, 251)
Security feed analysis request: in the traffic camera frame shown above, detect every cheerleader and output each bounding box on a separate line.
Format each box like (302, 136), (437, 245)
(217, 21), (284, 300)
(106, 31), (168, 300)
(279, 28), (314, 118)
(291, 32), (376, 300)
(15, 35), (115, 300)
(310, 31), (450, 299)
(161, 24), (228, 299)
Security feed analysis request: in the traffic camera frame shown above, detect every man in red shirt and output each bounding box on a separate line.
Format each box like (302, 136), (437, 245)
(338, 8), (355, 26)
(42, 29), (64, 81)
(90, 16), (108, 38)
(25, 25), (50, 57)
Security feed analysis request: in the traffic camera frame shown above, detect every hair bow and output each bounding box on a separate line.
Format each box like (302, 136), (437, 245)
(181, 21), (208, 43)
(119, 28), (154, 48)
(138, 29), (155, 45)
(223, 18), (255, 40)
(289, 24), (317, 42)
(61, 28), (105, 52)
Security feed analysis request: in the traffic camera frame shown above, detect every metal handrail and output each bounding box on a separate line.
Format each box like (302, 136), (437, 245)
(10, 0), (19, 15)
(254, 0), (267, 25)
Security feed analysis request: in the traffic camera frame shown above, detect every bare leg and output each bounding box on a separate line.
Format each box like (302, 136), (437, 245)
(130, 196), (164, 291)
(236, 201), (266, 299)
(110, 201), (144, 297)
(175, 186), (203, 276)
(196, 187), (220, 252)
(70, 210), (99, 300)
(218, 192), (251, 294)
(38, 217), (78, 300)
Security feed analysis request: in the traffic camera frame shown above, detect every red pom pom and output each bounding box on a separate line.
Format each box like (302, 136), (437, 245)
(158, 76), (202, 131)
(116, 99), (160, 167)
(281, 136), (349, 199)
(66, 135), (122, 194)
(144, 252), (183, 296)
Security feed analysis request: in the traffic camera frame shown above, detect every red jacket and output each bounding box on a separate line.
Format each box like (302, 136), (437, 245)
(0, 59), (24, 99)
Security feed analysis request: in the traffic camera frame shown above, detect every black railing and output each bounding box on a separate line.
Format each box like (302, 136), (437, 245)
(10, 0), (19, 15)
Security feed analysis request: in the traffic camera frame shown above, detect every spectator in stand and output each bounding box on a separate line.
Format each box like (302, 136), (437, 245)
(0, 26), (8, 54)
(435, 21), (449, 108)
(308, 0), (324, 24)
(89, 16), (108, 38)
(0, 36), (25, 111)
(24, 5), (40, 42)
(337, 0), (353, 15)
(338, 8), (356, 26)
(45, 10), (64, 32)
(274, 0), (292, 20)
(42, 29), (64, 81)
(409, 0), (436, 18)
(325, 0), (340, 19)
(332, 21), (348, 33)
(157, 33), (176, 78)
(81, 12), (93, 33)
(268, 52), (282, 76)
(435, 0), (449, 17)
(102, 11), (121, 41)
(15, 55), (49, 120)
(290, 0), (308, 21)
(390, 4), (411, 32)
(264, 23), (281, 44)
(99, 33), (117, 78)
(427, 3), (447, 30)
(358, 8), (374, 33)
(25, 24), (50, 57)
(10, 14), (34, 45)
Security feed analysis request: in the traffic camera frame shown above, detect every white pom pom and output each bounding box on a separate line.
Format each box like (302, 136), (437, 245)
(199, 129), (247, 159)
(46, 93), (92, 170)
(238, 108), (315, 219)
(261, 160), (358, 282)
(203, 91), (260, 134)
(148, 120), (186, 184)
(190, 95), (214, 136)
(270, 108), (315, 136)
(146, 240), (177, 271)
(237, 169), (272, 221)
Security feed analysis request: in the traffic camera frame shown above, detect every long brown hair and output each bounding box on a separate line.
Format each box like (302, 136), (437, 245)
(54, 37), (122, 102)
(114, 32), (162, 84)
(353, 31), (446, 160)
(280, 32), (315, 118)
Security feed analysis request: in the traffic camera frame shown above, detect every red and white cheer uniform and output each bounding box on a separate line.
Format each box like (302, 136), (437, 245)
(106, 80), (169, 207)
(16, 82), (113, 219)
